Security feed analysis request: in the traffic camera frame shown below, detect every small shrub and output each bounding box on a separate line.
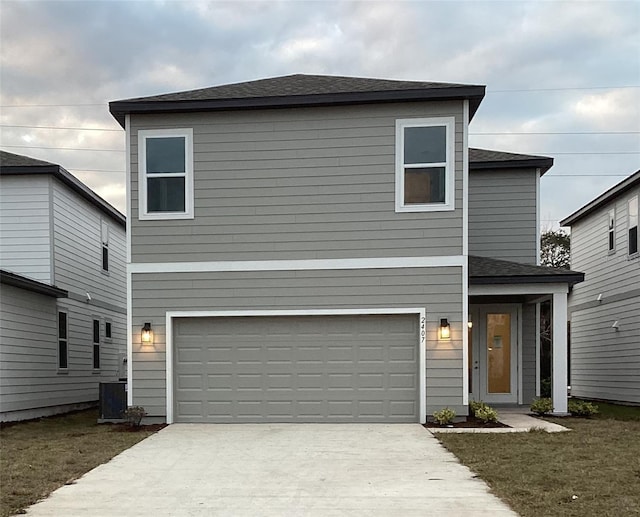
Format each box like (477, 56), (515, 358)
(530, 398), (554, 415)
(122, 406), (147, 428)
(469, 400), (489, 416)
(433, 407), (456, 425)
(475, 405), (499, 424)
(568, 400), (599, 418)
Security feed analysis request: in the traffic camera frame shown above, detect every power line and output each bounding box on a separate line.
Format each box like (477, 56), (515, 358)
(1, 85), (638, 108)
(0, 103), (105, 108)
(3, 143), (639, 156)
(2, 144), (124, 152)
(2, 124), (638, 136)
(471, 131), (639, 135)
(1, 124), (121, 132)
(487, 85), (640, 93)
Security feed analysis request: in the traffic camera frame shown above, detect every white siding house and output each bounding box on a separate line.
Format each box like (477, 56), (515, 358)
(561, 170), (640, 405)
(0, 151), (127, 421)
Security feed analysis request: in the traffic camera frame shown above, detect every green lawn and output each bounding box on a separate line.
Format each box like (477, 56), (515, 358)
(436, 401), (640, 517)
(0, 409), (158, 517)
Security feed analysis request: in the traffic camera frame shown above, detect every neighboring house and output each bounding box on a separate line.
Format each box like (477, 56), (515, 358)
(109, 74), (583, 423)
(0, 151), (127, 421)
(561, 170), (640, 405)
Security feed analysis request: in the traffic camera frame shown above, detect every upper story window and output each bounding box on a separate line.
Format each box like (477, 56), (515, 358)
(138, 128), (194, 220)
(101, 220), (109, 272)
(608, 208), (615, 253)
(629, 195), (638, 256)
(395, 117), (455, 213)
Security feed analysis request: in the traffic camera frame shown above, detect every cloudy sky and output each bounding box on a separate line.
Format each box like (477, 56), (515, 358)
(1, 0), (639, 228)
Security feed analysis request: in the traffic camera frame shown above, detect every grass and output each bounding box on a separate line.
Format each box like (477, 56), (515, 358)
(0, 409), (158, 517)
(436, 402), (640, 517)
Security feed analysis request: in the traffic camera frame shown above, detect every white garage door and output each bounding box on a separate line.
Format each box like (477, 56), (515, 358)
(173, 314), (419, 423)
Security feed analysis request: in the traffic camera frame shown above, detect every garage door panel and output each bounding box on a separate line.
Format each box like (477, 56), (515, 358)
(174, 314), (419, 423)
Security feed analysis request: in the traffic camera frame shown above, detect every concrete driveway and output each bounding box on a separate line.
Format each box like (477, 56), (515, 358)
(25, 424), (517, 516)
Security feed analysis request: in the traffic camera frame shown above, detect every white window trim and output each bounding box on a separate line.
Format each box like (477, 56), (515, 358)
(165, 308), (427, 424)
(138, 128), (194, 220)
(628, 195), (638, 257)
(395, 116), (456, 213)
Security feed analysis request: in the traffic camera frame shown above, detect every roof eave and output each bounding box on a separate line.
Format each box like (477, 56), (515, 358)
(470, 273), (585, 286)
(1, 164), (125, 227)
(0, 270), (68, 298)
(109, 85), (486, 128)
(560, 171), (640, 226)
(470, 158), (554, 175)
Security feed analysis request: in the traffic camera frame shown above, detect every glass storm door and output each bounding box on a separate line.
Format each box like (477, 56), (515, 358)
(469, 305), (519, 404)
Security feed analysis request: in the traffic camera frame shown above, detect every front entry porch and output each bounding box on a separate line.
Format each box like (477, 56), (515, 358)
(468, 256), (585, 414)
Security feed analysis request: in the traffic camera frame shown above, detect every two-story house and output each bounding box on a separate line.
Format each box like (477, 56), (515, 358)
(561, 170), (639, 405)
(0, 151), (127, 421)
(109, 74), (583, 423)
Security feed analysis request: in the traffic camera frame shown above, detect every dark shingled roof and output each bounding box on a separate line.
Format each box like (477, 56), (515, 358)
(110, 74), (486, 127)
(0, 150), (125, 227)
(469, 148), (554, 175)
(469, 255), (584, 285)
(561, 169), (640, 226)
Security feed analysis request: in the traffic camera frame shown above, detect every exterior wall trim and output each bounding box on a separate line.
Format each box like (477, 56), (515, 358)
(165, 307), (427, 425)
(462, 99), (470, 405)
(470, 283), (569, 296)
(125, 114), (133, 405)
(130, 255), (464, 274)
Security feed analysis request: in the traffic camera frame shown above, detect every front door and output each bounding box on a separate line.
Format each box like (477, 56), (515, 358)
(469, 305), (519, 404)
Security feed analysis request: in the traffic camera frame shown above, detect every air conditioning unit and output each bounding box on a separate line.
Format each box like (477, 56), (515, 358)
(99, 382), (127, 421)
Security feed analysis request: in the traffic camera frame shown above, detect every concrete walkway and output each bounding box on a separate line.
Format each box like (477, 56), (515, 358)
(25, 424), (517, 516)
(432, 409), (569, 434)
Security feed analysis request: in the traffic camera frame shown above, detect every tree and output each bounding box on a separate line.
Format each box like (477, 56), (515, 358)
(540, 229), (570, 269)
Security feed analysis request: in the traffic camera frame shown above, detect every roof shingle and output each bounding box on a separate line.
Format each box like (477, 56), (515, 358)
(469, 255), (584, 285)
(110, 74), (486, 127)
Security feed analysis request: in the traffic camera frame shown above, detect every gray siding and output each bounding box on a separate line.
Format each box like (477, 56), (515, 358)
(0, 175), (52, 283)
(129, 101), (465, 263)
(131, 266), (464, 419)
(0, 285), (123, 419)
(522, 303), (537, 404)
(52, 178), (126, 310)
(468, 168), (538, 264)
(569, 185), (640, 306)
(568, 185), (640, 404)
(570, 297), (640, 403)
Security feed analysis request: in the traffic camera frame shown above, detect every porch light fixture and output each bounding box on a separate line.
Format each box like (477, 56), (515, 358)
(467, 320), (473, 329)
(439, 318), (451, 340)
(141, 322), (153, 344)
(612, 320), (619, 331)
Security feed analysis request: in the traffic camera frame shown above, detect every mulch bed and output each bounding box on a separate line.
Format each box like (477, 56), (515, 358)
(109, 423), (168, 433)
(424, 415), (510, 429)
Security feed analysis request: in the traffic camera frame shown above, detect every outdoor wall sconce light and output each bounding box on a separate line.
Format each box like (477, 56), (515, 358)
(439, 318), (451, 340)
(467, 320), (473, 329)
(612, 320), (619, 331)
(141, 322), (153, 344)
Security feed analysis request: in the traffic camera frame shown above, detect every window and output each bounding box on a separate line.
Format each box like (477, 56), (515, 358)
(58, 311), (68, 370)
(101, 220), (109, 272)
(139, 128), (194, 220)
(629, 195), (638, 256)
(105, 321), (112, 340)
(395, 117), (455, 212)
(92, 319), (100, 369)
(608, 209), (615, 253)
